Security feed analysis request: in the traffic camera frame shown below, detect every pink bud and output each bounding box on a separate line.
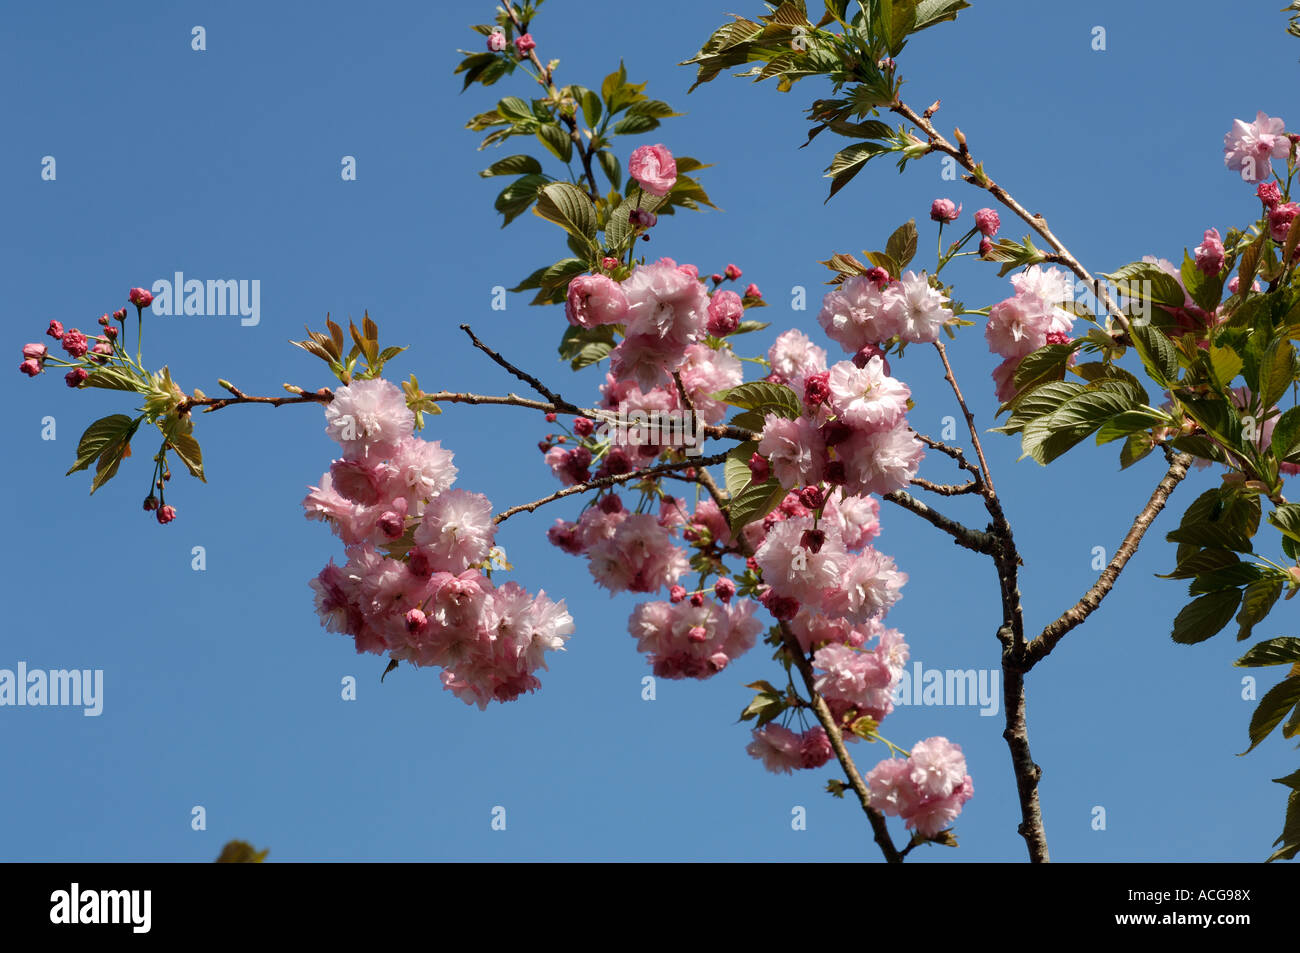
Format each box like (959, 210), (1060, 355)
(545, 412), (557, 422)
(601, 256), (619, 270)
(98, 314), (110, 326)
(689, 592), (704, 607)
(407, 549), (435, 578)
(669, 585), (687, 604)
(104, 325), (119, 340)
(514, 33), (536, 56)
(156, 505), (177, 525)
(65, 368), (89, 387)
(60, 329), (89, 358)
(724, 263), (742, 280)
(713, 578), (736, 603)
(487, 30), (507, 52)
(799, 528), (826, 554)
(802, 371), (831, 408)
(18, 359), (41, 377)
(22, 343), (47, 360)
(128, 287), (153, 308)
(377, 511), (404, 539)
(798, 486), (824, 509)
(112, 308), (127, 321)
(1258, 181), (1283, 209)
(405, 608), (429, 634)
(748, 452), (770, 483)
(864, 267), (890, 289)
(930, 198), (961, 223)
(974, 208), (1000, 236)
(706, 289), (743, 337)
(687, 625), (708, 643)
(46, 320), (65, 340)
(744, 283), (762, 299)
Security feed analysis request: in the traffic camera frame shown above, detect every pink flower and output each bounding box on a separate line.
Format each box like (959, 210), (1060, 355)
(60, 329), (89, 358)
(865, 741), (974, 838)
(627, 144), (677, 197)
(813, 643), (893, 709)
(1224, 111), (1289, 181)
(621, 260), (709, 343)
(974, 208), (1000, 236)
(65, 368), (88, 387)
(328, 458), (391, 505)
(156, 505), (177, 524)
(587, 514), (688, 594)
(1194, 228), (1225, 275)
(487, 30), (506, 52)
(766, 329), (827, 385)
(46, 320), (64, 340)
(724, 264), (743, 280)
(823, 547), (907, 624)
(753, 517), (846, 607)
(23, 343), (47, 360)
(929, 198), (961, 223)
(991, 355), (1021, 404)
(706, 289), (743, 337)
(714, 578), (736, 603)
(799, 728), (833, 769)
(744, 283), (762, 299)
(514, 33), (536, 56)
(817, 275), (904, 353)
(412, 489), (496, 573)
(827, 357), (911, 432)
(746, 724), (805, 774)
(748, 452), (770, 484)
(390, 436), (457, 506)
(1258, 181), (1283, 209)
(323, 378), (414, 462)
(566, 273), (629, 328)
(838, 422), (925, 497)
(128, 287), (153, 308)
(19, 359), (41, 377)
(758, 415), (826, 488)
(1228, 275), (1261, 295)
(1269, 202), (1299, 242)
(893, 271), (954, 343)
(908, 737), (968, 798)
(677, 343), (743, 423)
(824, 490), (880, 549)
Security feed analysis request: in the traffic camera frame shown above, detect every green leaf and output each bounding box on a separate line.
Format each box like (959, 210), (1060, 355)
(1119, 431), (1155, 469)
(732, 320), (770, 335)
(533, 182), (598, 241)
(825, 141), (890, 201)
(725, 441), (759, 498)
(1237, 576), (1284, 640)
(1181, 251), (1225, 313)
(1270, 407), (1300, 461)
(1095, 407), (1169, 445)
(1158, 547), (1241, 580)
(1020, 384), (1140, 464)
(81, 366), (142, 393)
(1236, 637), (1300, 667)
(494, 173), (550, 226)
(167, 429), (206, 482)
(580, 89), (602, 128)
(713, 381), (802, 419)
(995, 380), (1085, 428)
(480, 154), (543, 177)
(885, 220), (918, 270)
(558, 324), (618, 371)
(1257, 340), (1296, 410)
(1186, 563), (1262, 594)
(68, 414), (136, 475)
(597, 150), (621, 190)
(1269, 502), (1300, 544)
(536, 123), (574, 163)
(729, 478), (786, 534)
(1013, 342), (1079, 392)
(496, 96), (534, 121)
(1128, 323), (1179, 386)
(1242, 676), (1300, 753)
(90, 418), (141, 495)
(1170, 589), (1242, 644)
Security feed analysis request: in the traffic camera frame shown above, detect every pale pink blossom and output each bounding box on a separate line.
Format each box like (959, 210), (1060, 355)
(757, 414), (826, 488)
(826, 357), (910, 432)
(566, 274), (629, 328)
(817, 275), (904, 354)
(746, 724), (805, 774)
(893, 271), (954, 343)
(767, 329), (827, 384)
(324, 378), (415, 461)
(838, 422), (925, 497)
(413, 489), (497, 573)
(677, 343), (743, 423)
(1224, 111), (1289, 181)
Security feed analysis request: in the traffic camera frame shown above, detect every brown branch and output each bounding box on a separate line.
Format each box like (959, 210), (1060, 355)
(883, 490), (996, 555)
(179, 383), (332, 414)
(499, 0), (602, 202)
(891, 101), (1131, 334)
(777, 621), (902, 863)
(1022, 448), (1192, 668)
(493, 452), (728, 523)
(934, 342), (996, 496)
(460, 324), (580, 412)
(909, 477), (979, 496)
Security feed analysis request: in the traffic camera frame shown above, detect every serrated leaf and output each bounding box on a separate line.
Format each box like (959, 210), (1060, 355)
(167, 429), (205, 482)
(1128, 323), (1179, 386)
(1271, 406), (1300, 462)
(597, 150), (621, 190)
(480, 154), (543, 177)
(1237, 637), (1300, 667)
(1119, 431), (1155, 469)
(1237, 576), (1284, 640)
(494, 173), (550, 226)
(1170, 588), (1242, 644)
(90, 424), (138, 495)
(537, 123), (574, 163)
(1242, 676), (1300, 753)
(534, 182), (598, 241)
(729, 478), (786, 534)
(68, 414), (136, 475)
(885, 220), (917, 270)
(80, 366), (142, 393)
(1158, 548), (1241, 580)
(725, 441), (759, 498)
(713, 381), (802, 419)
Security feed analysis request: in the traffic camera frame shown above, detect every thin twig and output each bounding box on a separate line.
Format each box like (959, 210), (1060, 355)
(777, 621), (902, 863)
(909, 477), (979, 496)
(1023, 448), (1192, 668)
(493, 452), (728, 523)
(460, 324), (580, 412)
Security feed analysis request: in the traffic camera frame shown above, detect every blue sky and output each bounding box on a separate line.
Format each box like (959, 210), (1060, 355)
(0, 0), (1295, 861)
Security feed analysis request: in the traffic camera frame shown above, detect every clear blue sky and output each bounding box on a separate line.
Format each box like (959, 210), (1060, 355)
(1, 0), (1294, 861)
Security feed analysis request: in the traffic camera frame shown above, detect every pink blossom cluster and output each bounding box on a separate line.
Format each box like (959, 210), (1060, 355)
(628, 594), (762, 678)
(305, 378), (573, 708)
(982, 265), (1076, 403)
(746, 724), (833, 774)
(815, 270), (956, 354)
(865, 738), (974, 837)
(756, 333), (925, 499)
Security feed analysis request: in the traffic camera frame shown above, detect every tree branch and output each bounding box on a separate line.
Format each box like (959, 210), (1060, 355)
(883, 490), (996, 554)
(777, 621), (902, 863)
(892, 101), (1131, 334)
(1022, 448), (1192, 668)
(493, 452), (728, 523)
(460, 324), (581, 413)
